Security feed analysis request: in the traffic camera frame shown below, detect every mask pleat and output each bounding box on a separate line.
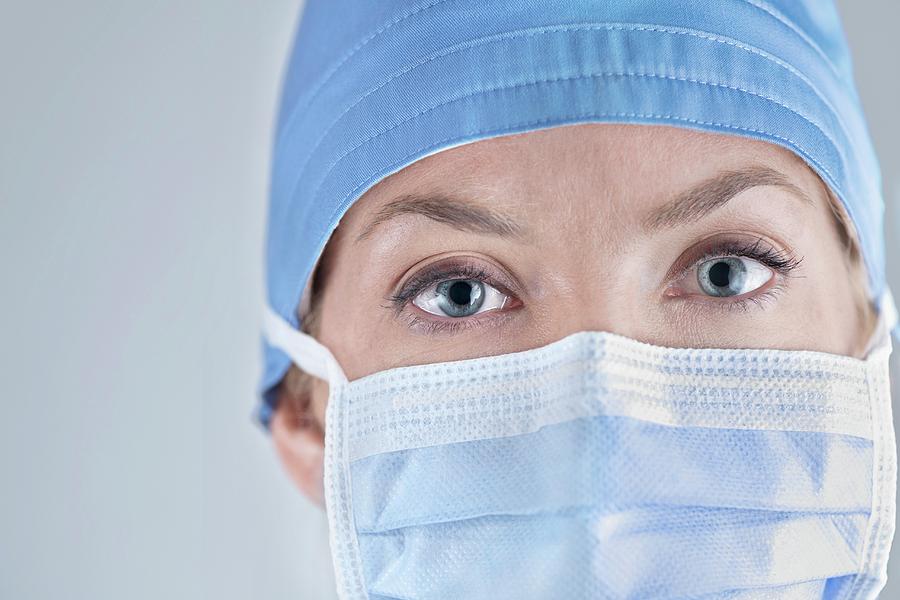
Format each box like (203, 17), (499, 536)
(351, 416), (871, 533)
(358, 503), (864, 598)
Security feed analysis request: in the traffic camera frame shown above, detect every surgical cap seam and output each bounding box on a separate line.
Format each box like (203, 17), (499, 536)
(279, 106), (845, 320)
(298, 71), (844, 213)
(276, 0), (455, 149)
(741, 0), (843, 78)
(278, 5), (846, 152)
(278, 21), (853, 201)
(307, 73), (842, 230)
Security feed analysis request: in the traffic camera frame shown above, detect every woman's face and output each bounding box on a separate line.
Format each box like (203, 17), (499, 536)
(272, 123), (872, 506)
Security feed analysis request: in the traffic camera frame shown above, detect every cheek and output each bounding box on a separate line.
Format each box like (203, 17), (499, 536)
(782, 229), (862, 356)
(316, 266), (421, 381)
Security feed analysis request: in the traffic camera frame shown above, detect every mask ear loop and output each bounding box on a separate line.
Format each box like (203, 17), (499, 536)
(887, 288), (900, 347)
(262, 303), (349, 386)
(864, 287), (899, 359)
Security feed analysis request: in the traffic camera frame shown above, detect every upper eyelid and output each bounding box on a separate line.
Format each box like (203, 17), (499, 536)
(396, 261), (514, 299)
(694, 239), (772, 262)
(668, 236), (801, 282)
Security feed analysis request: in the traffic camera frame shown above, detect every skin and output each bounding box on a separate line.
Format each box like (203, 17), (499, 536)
(270, 123), (874, 508)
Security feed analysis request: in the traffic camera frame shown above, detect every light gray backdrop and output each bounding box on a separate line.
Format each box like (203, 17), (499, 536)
(0, 2), (897, 598)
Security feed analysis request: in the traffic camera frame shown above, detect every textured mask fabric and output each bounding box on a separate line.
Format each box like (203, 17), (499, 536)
(257, 0), (888, 429)
(260, 291), (898, 600)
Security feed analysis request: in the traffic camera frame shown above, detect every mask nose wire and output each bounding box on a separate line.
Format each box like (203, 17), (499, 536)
(262, 303), (349, 386)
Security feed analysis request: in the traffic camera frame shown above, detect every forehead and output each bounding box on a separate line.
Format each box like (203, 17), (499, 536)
(341, 123), (818, 231)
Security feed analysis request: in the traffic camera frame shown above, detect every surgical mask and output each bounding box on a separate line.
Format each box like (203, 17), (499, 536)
(263, 290), (898, 600)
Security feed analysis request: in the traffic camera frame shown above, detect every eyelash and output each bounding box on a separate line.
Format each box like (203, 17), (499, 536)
(384, 238), (804, 333)
(677, 237), (804, 313)
(386, 263), (497, 310)
(687, 237), (804, 276)
(383, 262), (513, 334)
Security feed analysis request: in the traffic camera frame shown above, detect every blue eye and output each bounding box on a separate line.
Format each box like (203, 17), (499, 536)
(412, 278), (508, 318)
(697, 256), (772, 297)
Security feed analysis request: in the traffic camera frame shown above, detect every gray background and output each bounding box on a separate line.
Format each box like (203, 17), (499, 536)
(0, 2), (896, 598)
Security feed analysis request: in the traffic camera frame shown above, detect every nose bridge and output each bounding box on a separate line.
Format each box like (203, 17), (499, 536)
(540, 247), (636, 343)
(579, 287), (634, 339)
(531, 147), (647, 343)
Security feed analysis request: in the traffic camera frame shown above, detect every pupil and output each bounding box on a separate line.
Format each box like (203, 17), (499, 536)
(708, 261), (731, 287)
(448, 281), (472, 305)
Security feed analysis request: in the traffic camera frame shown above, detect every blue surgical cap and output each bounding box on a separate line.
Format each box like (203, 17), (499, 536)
(257, 0), (886, 430)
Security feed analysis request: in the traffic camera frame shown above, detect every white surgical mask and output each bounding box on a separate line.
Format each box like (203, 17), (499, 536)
(263, 290), (898, 600)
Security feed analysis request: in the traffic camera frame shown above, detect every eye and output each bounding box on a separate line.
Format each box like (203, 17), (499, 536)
(696, 256), (773, 297)
(412, 278), (509, 318)
(665, 235), (802, 308)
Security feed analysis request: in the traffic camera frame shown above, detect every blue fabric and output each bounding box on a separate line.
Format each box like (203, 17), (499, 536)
(258, 0), (885, 429)
(349, 415), (871, 598)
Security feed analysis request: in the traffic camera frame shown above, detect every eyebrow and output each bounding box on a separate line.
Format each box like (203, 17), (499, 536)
(354, 166), (811, 244)
(354, 192), (524, 244)
(643, 165), (813, 230)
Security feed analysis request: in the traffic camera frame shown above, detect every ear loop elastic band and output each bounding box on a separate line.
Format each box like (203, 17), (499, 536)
(885, 287), (900, 347)
(262, 303), (349, 386)
(865, 287), (900, 358)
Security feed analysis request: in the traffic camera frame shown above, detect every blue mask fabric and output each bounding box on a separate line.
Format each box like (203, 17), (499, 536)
(259, 0), (892, 429)
(261, 289), (898, 599)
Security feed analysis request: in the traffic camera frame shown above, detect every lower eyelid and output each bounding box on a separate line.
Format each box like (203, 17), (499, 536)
(403, 299), (520, 335)
(669, 277), (786, 316)
(716, 284), (785, 312)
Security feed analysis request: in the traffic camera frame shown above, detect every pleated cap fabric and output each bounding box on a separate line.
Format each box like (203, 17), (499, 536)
(258, 0), (885, 430)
